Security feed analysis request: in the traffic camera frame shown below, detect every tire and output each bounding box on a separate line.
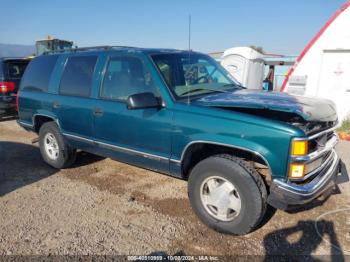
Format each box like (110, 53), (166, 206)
(188, 154), (267, 235)
(39, 122), (76, 169)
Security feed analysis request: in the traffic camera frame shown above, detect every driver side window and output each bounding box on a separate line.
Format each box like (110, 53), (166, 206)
(100, 56), (158, 101)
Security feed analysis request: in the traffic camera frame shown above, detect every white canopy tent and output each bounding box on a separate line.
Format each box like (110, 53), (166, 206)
(281, 1), (350, 123)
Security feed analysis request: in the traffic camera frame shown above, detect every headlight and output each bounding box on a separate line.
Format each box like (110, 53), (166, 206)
(291, 140), (308, 156)
(289, 139), (309, 179)
(289, 164), (305, 178)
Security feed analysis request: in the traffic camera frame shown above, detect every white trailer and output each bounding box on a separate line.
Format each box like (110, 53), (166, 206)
(281, 1), (350, 123)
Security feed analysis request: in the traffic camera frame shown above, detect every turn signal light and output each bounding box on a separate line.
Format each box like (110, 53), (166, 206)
(289, 164), (305, 178)
(291, 140), (308, 156)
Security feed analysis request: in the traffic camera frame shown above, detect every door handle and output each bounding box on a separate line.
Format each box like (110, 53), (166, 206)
(53, 101), (60, 109)
(93, 108), (104, 117)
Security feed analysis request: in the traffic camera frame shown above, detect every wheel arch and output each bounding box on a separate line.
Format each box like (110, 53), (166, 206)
(180, 141), (272, 183)
(33, 113), (60, 133)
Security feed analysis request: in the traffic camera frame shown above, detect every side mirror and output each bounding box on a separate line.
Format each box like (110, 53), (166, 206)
(126, 92), (160, 110)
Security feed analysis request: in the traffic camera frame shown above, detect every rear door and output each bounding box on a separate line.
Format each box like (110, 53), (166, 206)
(53, 54), (99, 150)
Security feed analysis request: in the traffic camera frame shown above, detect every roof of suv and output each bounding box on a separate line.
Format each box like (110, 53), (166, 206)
(43, 45), (199, 56)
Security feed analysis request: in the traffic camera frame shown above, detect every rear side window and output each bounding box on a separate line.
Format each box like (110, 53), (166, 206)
(20, 55), (58, 92)
(59, 56), (97, 97)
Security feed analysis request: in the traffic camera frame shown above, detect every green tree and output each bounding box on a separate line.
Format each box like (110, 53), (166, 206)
(249, 45), (265, 54)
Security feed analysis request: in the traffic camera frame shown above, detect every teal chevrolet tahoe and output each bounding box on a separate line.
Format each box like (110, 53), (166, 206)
(17, 46), (347, 235)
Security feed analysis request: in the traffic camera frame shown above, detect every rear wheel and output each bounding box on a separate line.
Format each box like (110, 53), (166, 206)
(188, 154), (267, 235)
(39, 122), (76, 169)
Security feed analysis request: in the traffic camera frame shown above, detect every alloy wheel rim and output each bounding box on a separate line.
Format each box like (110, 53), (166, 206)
(200, 176), (241, 222)
(44, 132), (59, 160)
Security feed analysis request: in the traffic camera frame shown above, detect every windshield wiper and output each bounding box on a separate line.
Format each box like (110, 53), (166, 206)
(180, 88), (228, 96)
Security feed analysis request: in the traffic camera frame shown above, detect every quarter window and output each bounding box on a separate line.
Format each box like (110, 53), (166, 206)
(20, 55), (58, 92)
(59, 56), (97, 97)
(100, 56), (158, 101)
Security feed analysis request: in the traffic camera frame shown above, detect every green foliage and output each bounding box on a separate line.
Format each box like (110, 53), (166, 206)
(249, 45), (265, 54)
(338, 118), (350, 133)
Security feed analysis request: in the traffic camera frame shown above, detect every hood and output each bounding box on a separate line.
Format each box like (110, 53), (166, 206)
(193, 89), (338, 122)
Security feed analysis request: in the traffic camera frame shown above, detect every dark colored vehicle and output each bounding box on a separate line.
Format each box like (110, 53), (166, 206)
(0, 57), (30, 114)
(17, 46), (347, 235)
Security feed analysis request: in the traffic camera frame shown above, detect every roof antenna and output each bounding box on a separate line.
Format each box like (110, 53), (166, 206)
(187, 14), (192, 105)
(188, 14), (191, 52)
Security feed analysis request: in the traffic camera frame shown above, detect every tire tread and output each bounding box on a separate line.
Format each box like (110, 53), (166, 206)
(213, 154), (267, 232)
(188, 153), (268, 235)
(39, 121), (76, 169)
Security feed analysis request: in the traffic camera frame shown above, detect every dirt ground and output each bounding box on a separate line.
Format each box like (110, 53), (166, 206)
(1, 119), (350, 259)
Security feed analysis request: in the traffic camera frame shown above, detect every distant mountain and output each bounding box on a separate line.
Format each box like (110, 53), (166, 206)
(0, 43), (35, 57)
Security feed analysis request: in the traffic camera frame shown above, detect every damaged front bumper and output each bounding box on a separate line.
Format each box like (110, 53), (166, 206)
(267, 149), (348, 210)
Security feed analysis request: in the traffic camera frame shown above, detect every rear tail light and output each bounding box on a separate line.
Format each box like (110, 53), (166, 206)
(0, 81), (15, 93)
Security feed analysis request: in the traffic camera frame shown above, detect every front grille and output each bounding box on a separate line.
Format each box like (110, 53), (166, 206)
(308, 131), (336, 154)
(305, 121), (337, 136)
(304, 150), (332, 178)
(294, 151), (335, 185)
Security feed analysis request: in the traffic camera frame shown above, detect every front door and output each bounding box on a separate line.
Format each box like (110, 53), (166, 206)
(93, 55), (172, 172)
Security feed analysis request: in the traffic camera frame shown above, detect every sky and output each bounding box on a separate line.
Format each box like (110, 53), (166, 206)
(0, 0), (347, 54)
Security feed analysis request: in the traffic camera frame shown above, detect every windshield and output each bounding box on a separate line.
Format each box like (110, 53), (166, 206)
(151, 53), (240, 100)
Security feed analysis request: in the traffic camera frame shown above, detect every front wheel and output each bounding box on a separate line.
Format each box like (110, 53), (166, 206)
(188, 154), (267, 235)
(39, 122), (76, 169)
